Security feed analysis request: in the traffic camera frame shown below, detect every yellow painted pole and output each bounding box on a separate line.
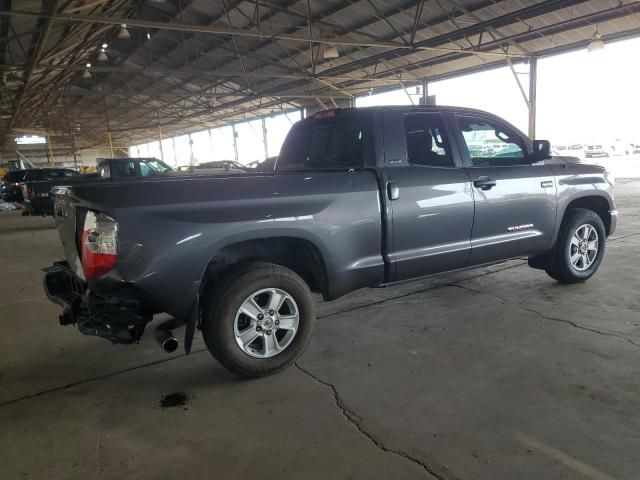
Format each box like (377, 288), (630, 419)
(107, 131), (114, 158)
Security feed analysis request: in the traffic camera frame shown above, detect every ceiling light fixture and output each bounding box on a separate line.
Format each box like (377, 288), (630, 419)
(82, 69), (91, 79)
(102, 43), (108, 49)
(86, 62), (91, 68)
(97, 49), (108, 62)
(118, 24), (130, 40)
(146, 31), (151, 40)
(588, 31), (605, 53)
(323, 45), (340, 60)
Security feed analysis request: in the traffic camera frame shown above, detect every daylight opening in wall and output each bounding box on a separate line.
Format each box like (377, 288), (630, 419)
(15, 135), (46, 145)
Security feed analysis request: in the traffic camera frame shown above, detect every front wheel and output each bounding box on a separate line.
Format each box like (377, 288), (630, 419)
(545, 208), (606, 283)
(202, 262), (315, 378)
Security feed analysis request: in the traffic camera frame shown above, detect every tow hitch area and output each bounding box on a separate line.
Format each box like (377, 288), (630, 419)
(43, 261), (150, 344)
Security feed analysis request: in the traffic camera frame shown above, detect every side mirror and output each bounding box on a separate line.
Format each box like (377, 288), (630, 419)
(532, 140), (552, 160)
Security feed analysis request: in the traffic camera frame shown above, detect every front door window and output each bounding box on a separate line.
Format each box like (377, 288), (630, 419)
(457, 117), (528, 166)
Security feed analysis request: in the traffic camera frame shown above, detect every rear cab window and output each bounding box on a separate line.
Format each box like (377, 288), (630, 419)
(3, 171), (28, 183)
(277, 111), (370, 171)
(43, 169), (79, 179)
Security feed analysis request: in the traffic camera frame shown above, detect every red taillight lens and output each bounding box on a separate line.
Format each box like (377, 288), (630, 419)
(81, 211), (118, 280)
(27, 186), (34, 200)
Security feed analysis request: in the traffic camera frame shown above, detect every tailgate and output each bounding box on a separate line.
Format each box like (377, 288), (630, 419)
(53, 186), (85, 279)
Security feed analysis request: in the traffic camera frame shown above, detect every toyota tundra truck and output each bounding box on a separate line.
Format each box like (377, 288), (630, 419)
(43, 106), (617, 378)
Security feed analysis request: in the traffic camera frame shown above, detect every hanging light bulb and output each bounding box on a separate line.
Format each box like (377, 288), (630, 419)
(588, 31), (605, 53)
(102, 43), (108, 49)
(118, 24), (130, 40)
(97, 49), (108, 62)
(146, 31), (151, 40)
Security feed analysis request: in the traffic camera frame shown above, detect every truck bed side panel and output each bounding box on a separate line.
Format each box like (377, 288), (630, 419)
(65, 171), (384, 318)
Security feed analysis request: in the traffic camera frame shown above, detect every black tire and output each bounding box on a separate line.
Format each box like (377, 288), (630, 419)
(202, 262), (315, 378)
(545, 208), (606, 283)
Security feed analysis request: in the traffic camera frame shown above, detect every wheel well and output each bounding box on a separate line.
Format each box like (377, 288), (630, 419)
(201, 237), (328, 298)
(565, 196), (612, 234)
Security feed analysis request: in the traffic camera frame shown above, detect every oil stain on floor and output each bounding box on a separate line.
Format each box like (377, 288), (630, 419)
(160, 392), (191, 410)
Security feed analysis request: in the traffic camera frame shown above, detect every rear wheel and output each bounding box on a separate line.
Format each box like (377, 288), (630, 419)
(545, 208), (606, 283)
(202, 262), (315, 378)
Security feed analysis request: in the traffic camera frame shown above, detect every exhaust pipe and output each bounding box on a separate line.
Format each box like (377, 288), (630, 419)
(155, 328), (179, 353)
(154, 318), (185, 353)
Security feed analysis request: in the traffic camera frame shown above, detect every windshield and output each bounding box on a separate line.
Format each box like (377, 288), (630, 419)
(141, 159), (172, 173)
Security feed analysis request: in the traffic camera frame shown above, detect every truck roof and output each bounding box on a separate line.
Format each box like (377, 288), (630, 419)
(309, 105), (527, 137)
(314, 105), (501, 117)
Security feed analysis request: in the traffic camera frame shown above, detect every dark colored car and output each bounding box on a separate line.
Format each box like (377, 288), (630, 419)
(0, 170), (29, 202)
(20, 168), (82, 215)
(43, 106), (616, 378)
(22, 158), (173, 215)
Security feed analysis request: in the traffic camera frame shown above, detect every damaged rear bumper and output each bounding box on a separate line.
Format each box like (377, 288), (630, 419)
(43, 261), (150, 344)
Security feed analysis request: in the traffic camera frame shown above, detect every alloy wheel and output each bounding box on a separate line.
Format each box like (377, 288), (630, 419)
(233, 288), (299, 358)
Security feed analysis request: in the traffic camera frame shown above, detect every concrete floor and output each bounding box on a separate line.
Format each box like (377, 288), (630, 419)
(1, 179), (639, 480)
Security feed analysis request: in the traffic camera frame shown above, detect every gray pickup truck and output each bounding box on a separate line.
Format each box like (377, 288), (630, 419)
(43, 106), (617, 378)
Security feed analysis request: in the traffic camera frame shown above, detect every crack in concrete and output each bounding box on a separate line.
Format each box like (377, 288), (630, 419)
(610, 231), (640, 241)
(1, 263), (528, 407)
(446, 284), (640, 349)
(294, 362), (450, 480)
(0, 348), (207, 407)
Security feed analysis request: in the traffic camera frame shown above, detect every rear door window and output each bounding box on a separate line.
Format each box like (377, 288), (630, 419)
(278, 116), (367, 170)
(112, 161), (138, 177)
(26, 170), (45, 181)
(404, 114), (454, 168)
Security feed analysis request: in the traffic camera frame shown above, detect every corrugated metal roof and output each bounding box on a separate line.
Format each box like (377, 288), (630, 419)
(1, 0), (639, 152)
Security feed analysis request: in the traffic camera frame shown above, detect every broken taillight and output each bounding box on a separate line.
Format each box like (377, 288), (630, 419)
(81, 211), (118, 280)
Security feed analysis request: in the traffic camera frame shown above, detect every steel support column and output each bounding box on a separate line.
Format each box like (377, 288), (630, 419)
(232, 124), (239, 162)
(528, 56), (538, 139)
(261, 117), (268, 160)
(421, 78), (428, 105)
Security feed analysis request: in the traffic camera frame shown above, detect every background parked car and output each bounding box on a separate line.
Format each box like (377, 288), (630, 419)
(584, 144), (610, 157)
(20, 168), (81, 214)
(22, 158), (174, 216)
(1, 170), (29, 202)
(585, 140), (635, 158)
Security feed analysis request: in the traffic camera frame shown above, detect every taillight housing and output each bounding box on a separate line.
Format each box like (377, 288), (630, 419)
(81, 211), (118, 280)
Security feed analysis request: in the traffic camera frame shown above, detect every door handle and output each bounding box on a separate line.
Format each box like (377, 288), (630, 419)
(473, 176), (496, 191)
(387, 181), (399, 200)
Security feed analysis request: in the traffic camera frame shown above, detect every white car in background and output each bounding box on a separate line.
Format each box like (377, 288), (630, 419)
(585, 139), (634, 158)
(584, 144), (610, 157)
